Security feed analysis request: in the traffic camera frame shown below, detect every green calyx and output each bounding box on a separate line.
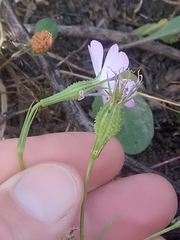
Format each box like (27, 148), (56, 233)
(91, 80), (126, 159)
(39, 78), (107, 108)
(92, 99), (123, 159)
(34, 18), (58, 39)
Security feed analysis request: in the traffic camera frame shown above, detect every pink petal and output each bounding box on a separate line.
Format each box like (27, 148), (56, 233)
(88, 40), (103, 76)
(101, 45), (129, 81)
(124, 99), (135, 108)
(113, 51), (129, 73)
(100, 44), (119, 80)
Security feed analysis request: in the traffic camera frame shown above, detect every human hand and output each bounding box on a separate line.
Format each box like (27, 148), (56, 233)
(0, 132), (177, 240)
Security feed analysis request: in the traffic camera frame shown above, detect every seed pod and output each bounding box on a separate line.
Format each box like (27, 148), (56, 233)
(30, 30), (53, 54)
(39, 78), (105, 107)
(91, 100), (123, 159)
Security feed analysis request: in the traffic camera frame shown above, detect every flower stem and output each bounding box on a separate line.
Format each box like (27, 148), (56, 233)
(144, 220), (180, 240)
(138, 92), (180, 108)
(18, 102), (40, 170)
(80, 154), (96, 240)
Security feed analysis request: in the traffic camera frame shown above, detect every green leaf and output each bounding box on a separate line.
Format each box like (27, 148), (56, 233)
(121, 15), (180, 48)
(133, 19), (168, 36)
(116, 96), (154, 154)
(92, 96), (154, 155)
(160, 34), (180, 44)
(177, 112), (180, 119)
(121, 71), (139, 81)
(35, 18), (58, 39)
(92, 96), (103, 118)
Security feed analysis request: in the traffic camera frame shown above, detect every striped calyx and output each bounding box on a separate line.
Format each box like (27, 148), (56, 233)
(91, 99), (123, 159)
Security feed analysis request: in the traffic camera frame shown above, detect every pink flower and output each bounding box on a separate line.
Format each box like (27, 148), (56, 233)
(88, 40), (137, 107)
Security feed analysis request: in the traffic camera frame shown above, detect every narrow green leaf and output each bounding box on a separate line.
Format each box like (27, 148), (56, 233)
(121, 15), (180, 48)
(133, 19), (168, 36)
(160, 34), (180, 43)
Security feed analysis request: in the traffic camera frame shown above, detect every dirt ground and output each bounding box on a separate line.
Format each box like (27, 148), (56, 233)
(1, 0), (180, 239)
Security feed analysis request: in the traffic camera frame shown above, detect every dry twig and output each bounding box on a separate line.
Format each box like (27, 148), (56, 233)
(162, 0), (180, 6)
(0, 78), (7, 139)
(25, 24), (180, 62)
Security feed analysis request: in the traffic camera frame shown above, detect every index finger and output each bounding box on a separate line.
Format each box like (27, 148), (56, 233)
(0, 132), (124, 190)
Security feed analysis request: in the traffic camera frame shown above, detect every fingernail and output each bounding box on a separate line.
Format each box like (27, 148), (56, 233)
(13, 164), (78, 223)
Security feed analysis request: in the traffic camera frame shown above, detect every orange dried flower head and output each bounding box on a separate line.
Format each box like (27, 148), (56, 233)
(30, 30), (53, 54)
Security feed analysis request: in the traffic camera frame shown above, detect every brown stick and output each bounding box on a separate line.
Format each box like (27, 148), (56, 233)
(25, 24), (180, 62)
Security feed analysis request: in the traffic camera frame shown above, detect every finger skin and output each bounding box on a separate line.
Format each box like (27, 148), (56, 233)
(0, 133), (177, 240)
(75, 173), (177, 240)
(0, 163), (83, 240)
(0, 132), (124, 190)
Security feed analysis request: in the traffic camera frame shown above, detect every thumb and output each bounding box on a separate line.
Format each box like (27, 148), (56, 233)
(0, 163), (83, 240)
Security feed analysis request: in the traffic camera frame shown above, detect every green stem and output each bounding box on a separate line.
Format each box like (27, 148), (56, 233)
(80, 154), (95, 240)
(18, 102), (41, 169)
(144, 220), (180, 240)
(17, 78), (109, 170)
